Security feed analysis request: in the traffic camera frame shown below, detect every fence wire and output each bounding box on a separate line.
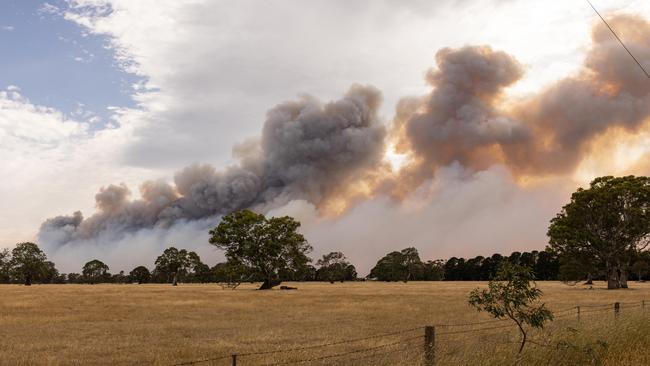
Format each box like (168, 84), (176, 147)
(172, 299), (646, 366)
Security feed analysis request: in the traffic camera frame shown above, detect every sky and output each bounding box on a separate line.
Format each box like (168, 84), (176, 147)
(1, 0), (650, 274)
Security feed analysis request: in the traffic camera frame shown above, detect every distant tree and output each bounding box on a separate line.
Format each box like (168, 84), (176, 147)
(316, 252), (356, 283)
(548, 176), (650, 289)
(422, 260), (445, 280)
(469, 263), (554, 362)
(129, 266), (151, 284)
(401, 247), (424, 280)
(154, 247), (194, 285)
(443, 257), (466, 281)
(632, 260), (649, 282)
(67, 273), (82, 284)
(369, 251), (408, 281)
(209, 210), (312, 290)
(0, 248), (10, 283)
(185, 252), (212, 283)
(533, 250), (559, 281)
(39, 261), (60, 284)
(369, 248), (425, 282)
(82, 259), (110, 284)
(9, 242), (48, 286)
(111, 270), (128, 284)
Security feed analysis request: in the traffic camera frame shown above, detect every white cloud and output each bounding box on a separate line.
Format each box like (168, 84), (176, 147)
(2, 25), (14, 32)
(0, 88), (161, 249)
(61, 0), (650, 169)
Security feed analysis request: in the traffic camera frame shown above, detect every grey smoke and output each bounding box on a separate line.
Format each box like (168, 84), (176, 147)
(393, 14), (650, 190)
(392, 45), (530, 191)
(39, 85), (386, 247)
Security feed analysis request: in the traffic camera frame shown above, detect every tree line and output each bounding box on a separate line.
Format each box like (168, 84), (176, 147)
(4, 241), (650, 286)
(1, 176), (649, 289)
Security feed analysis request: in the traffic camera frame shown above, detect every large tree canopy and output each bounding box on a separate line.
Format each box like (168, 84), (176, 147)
(82, 259), (110, 284)
(154, 247), (206, 285)
(209, 210), (312, 289)
(9, 242), (48, 286)
(548, 176), (650, 289)
(369, 247), (435, 281)
(129, 266), (151, 284)
(316, 252), (356, 283)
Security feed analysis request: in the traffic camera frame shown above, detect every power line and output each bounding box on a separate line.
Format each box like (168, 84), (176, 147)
(586, 0), (650, 78)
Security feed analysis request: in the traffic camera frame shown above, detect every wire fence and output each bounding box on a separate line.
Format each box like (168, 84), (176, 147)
(171, 300), (647, 366)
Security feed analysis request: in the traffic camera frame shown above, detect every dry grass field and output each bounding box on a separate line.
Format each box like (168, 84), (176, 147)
(1, 281), (650, 366)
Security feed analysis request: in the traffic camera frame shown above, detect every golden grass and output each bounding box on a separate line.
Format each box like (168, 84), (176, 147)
(1, 281), (649, 365)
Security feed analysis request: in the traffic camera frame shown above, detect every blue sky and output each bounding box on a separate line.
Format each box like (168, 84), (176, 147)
(0, 0), (138, 124)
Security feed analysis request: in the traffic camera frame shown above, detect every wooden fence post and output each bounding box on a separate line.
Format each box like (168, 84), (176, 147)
(424, 326), (435, 366)
(577, 306), (580, 322)
(614, 302), (620, 320)
(231, 354), (237, 366)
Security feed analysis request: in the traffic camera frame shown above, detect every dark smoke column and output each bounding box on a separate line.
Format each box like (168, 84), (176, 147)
(38, 85), (387, 249)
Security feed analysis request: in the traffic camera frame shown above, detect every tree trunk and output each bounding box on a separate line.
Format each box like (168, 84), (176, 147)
(584, 272), (593, 285)
(515, 321), (526, 366)
(607, 264), (620, 289)
(619, 269), (629, 289)
(259, 278), (281, 290)
(25, 273), (32, 286)
(172, 272), (178, 286)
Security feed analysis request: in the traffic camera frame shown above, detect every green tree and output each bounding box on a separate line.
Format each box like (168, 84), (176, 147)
(9, 242), (48, 286)
(316, 252), (356, 283)
(39, 261), (60, 284)
(67, 273), (82, 284)
(632, 260), (649, 282)
(111, 270), (127, 284)
(369, 247), (425, 281)
(422, 259), (445, 280)
(154, 247), (195, 285)
(548, 176), (650, 289)
(209, 210), (312, 290)
(82, 259), (110, 284)
(129, 266), (151, 284)
(468, 263), (553, 361)
(185, 252), (212, 283)
(0, 248), (10, 283)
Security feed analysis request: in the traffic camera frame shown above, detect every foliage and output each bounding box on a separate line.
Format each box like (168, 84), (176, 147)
(154, 246), (207, 285)
(82, 259), (110, 284)
(548, 176), (650, 289)
(129, 266), (151, 284)
(468, 263), (554, 358)
(316, 252), (356, 282)
(209, 210), (312, 289)
(9, 242), (48, 286)
(369, 247), (443, 281)
(631, 260), (649, 281)
(0, 248), (10, 283)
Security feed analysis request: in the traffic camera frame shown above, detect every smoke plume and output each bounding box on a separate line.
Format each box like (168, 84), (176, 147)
(39, 85), (386, 247)
(39, 15), (650, 268)
(393, 14), (650, 191)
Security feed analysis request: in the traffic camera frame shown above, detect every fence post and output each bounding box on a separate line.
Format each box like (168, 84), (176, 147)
(231, 354), (237, 366)
(614, 302), (620, 320)
(577, 306), (580, 322)
(424, 326), (435, 366)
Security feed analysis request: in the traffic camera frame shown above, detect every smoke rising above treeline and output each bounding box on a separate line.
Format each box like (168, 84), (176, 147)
(39, 15), (650, 266)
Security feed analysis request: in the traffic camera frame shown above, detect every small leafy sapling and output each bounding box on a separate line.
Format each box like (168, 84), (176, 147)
(468, 263), (553, 362)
